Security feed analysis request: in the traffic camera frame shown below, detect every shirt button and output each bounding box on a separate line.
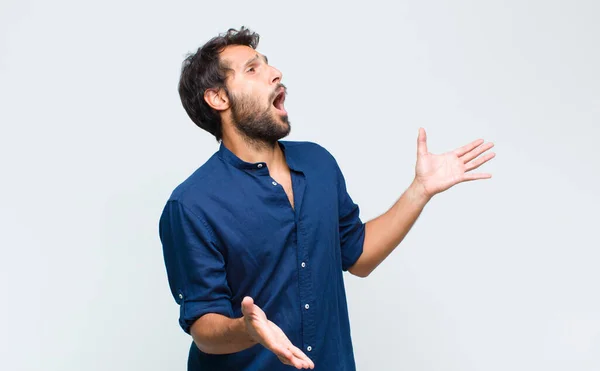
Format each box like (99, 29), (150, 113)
(178, 294), (183, 299)
(307, 346), (312, 352)
(305, 304), (310, 310)
(257, 164), (263, 168)
(272, 181), (277, 186)
(301, 262), (306, 268)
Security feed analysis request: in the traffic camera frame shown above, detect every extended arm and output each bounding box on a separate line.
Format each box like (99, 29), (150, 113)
(349, 128), (495, 277)
(191, 312), (256, 354)
(349, 180), (428, 277)
(191, 297), (315, 370)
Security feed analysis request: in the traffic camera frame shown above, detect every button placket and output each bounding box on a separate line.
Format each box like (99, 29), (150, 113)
(297, 218), (316, 357)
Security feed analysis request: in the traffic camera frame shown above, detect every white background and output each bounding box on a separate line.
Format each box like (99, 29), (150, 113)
(1, 0), (599, 370)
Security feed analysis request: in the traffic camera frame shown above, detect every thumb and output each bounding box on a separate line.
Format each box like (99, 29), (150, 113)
(417, 127), (428, 156)
(241, 296), (254, 317)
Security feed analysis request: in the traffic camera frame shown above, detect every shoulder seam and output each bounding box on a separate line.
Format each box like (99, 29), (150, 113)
(168, 199), (218, 243)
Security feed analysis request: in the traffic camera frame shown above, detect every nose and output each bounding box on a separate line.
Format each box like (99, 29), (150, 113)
(270, 66), (282, 85)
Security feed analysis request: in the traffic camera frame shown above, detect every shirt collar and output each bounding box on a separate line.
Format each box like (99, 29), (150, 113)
(217, 140), (302, 173)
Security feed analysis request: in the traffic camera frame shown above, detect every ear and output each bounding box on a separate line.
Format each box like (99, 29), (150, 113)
(204, 88), (230, 111)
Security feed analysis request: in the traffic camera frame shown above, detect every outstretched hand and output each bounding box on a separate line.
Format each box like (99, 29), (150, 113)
(414, 128), (495, 198)
(241, 297), (315, 369)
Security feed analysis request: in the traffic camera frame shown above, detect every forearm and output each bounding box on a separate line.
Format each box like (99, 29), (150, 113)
(190, 313), (257, 354)
(349, 179), (430, 277)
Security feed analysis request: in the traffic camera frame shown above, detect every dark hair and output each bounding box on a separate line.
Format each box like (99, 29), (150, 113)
(178, 27), (260, 141)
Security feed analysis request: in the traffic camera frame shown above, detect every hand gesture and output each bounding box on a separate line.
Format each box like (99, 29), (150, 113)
(241, 297), (315, 369)
(414, 128), (495, 198)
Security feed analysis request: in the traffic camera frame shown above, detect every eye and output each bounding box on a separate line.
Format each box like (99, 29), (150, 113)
(246, 67), (256, 73)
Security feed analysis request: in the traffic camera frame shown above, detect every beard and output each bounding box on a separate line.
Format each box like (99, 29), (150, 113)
(228, 88), (290, 148)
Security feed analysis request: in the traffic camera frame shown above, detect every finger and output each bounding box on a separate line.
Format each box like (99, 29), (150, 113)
(288, 345), (311, 365)
(289, 345), (315, 368)
(453, 138), (484, 157)
(278, 355), (306, 370)
(462, 172), (492, 181)
(241, 296), (254, 316)
(417, 127), (428, 156)
(465, 152), (496, 172)
(461, 142), (494, 164)
(272, 345), (305, 369)
(274, 344), (312, 369)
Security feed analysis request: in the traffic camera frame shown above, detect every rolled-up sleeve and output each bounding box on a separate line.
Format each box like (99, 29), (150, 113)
(159, 199), (233, 334)
(334, 161), (366, 271)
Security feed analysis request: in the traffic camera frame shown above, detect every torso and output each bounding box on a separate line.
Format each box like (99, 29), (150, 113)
(168, 140), (360, 370)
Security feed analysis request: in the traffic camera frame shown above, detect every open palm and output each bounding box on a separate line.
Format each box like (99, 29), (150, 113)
(242, 297), (314, 369)
(414, 128), (495, 197)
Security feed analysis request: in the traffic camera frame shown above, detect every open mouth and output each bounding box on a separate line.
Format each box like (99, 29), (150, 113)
(272, 89), (287, 115)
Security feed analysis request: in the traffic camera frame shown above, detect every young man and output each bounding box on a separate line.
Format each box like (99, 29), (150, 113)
(159, 27), (495, 371)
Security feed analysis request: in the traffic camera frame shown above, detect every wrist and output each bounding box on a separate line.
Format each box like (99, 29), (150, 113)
(239, 316), (258, 345)
(408, 179), (432, 205)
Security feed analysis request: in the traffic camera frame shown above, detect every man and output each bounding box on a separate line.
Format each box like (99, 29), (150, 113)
(159, 27), (495, 370)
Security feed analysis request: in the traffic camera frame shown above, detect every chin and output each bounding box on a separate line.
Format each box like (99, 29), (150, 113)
(275, 117), (291, 138)
(278, 116), (291, 131)
(271, 107), (289, 124)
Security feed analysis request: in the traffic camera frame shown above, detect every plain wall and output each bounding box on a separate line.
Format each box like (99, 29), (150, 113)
(1, 0), (598, 370)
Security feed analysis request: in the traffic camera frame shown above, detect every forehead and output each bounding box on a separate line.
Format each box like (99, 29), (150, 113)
(219, 44), (265, 70)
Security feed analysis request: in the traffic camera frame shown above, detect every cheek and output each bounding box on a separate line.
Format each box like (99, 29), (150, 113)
(231, 81), (272, 109)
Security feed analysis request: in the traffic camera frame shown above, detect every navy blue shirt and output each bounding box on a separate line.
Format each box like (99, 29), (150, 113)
(159, 140), (366, 370)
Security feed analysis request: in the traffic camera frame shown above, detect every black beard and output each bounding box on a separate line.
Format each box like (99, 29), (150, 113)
(229, 91), (291, 149)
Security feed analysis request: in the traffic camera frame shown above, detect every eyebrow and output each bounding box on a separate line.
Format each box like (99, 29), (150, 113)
(243, 53), (268, 69)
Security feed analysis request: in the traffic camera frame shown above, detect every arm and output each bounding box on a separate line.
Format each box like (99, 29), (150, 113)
(348, 180), (429, 278)
(192, 297), (315, 369)
(191, 313), (256, 355)
(160, 202), (313, 369)
(349, 128), (495, 278)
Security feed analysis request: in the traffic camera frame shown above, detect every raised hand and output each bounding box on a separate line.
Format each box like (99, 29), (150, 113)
(414, 128), (495, 198)
(241, 297), (315, 369)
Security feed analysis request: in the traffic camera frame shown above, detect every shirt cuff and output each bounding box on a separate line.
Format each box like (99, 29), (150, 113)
(179, 298), (234, 335)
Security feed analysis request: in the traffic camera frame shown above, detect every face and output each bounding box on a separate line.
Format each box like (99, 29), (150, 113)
(219, 45), (290, 144)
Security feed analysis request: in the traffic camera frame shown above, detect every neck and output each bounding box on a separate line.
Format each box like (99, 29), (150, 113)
(221, 133), (286, 171)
